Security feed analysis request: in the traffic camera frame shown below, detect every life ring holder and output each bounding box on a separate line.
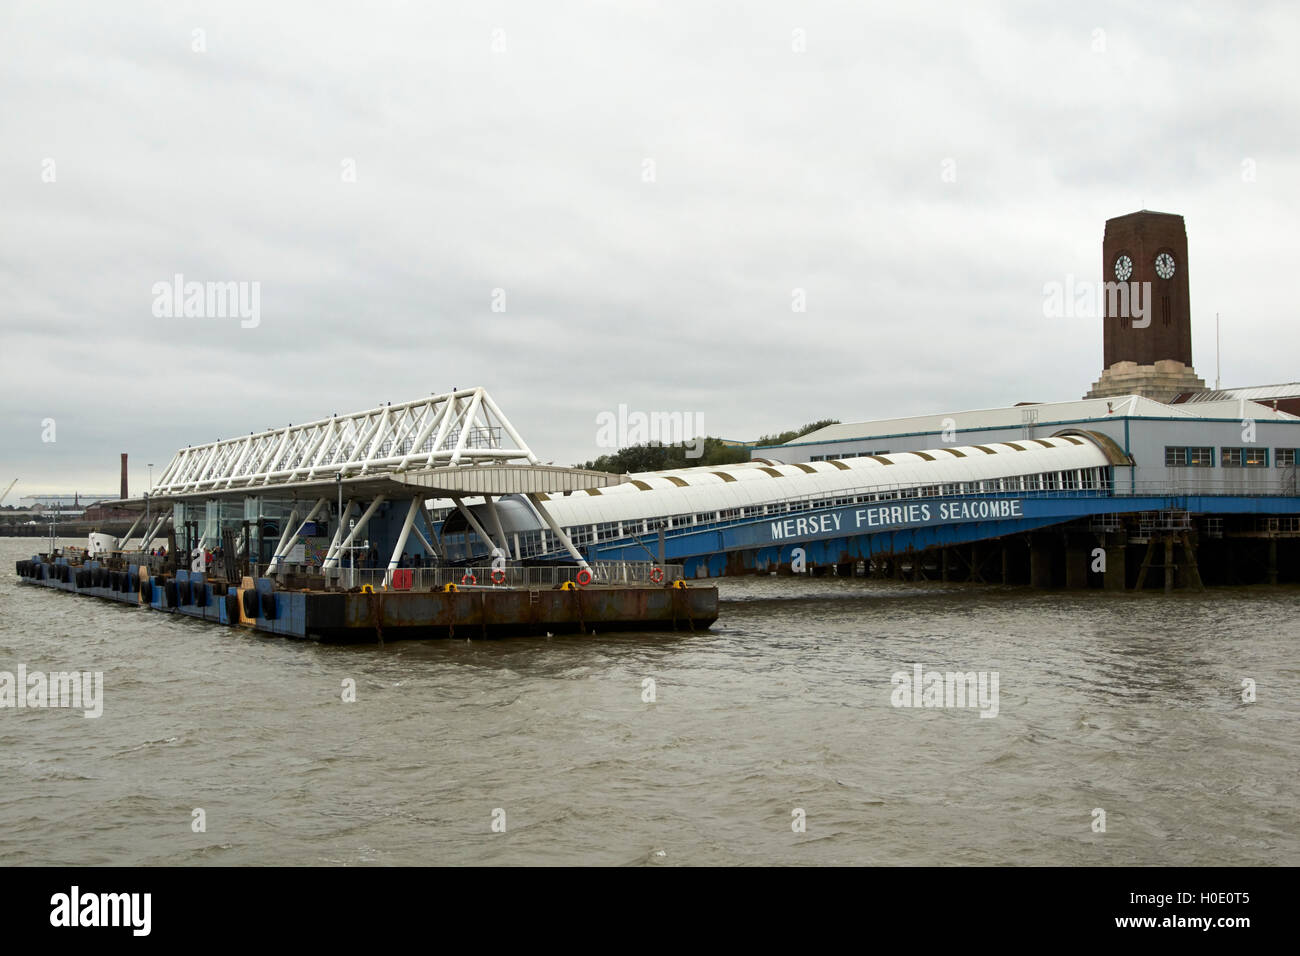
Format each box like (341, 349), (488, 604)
(461, 572), (477, 586)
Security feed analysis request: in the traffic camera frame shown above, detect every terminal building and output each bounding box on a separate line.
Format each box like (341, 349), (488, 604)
(758, 210), (1298, 500)
(81, 210), (1300, 591)
(441, 210), (1299, 586)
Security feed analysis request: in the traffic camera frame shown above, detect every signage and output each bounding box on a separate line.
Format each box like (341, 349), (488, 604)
(768, 498), (1025, 542)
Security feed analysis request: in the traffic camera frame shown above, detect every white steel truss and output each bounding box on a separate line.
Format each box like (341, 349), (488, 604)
(151, 388), (539, 496)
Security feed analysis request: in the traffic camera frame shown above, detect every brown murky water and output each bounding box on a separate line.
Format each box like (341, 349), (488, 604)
(2, 537), (1296, 865)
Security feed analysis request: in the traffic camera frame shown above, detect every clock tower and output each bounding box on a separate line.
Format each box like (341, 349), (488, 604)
(1085, 210), (1206, 401)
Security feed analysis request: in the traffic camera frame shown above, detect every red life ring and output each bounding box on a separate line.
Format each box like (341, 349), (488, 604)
(575, 568), (593, 587)
(649, 566), (664, 583)
(490, 568), (506, 585)
(461, 572), (477, 585)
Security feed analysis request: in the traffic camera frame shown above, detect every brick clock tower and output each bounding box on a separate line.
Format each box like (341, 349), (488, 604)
(1084, 210), (1206, 401)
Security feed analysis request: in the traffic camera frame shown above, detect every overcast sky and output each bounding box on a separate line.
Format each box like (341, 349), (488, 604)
(3, 0), (1297, 496)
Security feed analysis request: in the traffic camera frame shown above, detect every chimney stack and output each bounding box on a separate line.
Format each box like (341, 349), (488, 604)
(120, 453), (128, 500)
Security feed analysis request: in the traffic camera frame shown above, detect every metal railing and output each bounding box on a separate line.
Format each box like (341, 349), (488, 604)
(299, 561), (683, 592)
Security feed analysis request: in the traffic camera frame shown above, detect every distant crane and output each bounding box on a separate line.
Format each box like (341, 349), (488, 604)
(0, 479), (16, 507)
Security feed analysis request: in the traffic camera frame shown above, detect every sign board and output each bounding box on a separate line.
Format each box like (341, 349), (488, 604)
(767, 498), (1026, 543)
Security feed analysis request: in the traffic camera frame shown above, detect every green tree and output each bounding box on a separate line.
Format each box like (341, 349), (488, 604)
(576, 420), (839, 474)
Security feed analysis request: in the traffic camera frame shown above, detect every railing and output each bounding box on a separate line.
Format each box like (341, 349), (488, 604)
(1113, 478), (1299, 497)
(312, 561), (683, 592)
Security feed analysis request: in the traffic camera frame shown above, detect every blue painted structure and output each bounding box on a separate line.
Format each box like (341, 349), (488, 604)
(571, 491), (1300, 578)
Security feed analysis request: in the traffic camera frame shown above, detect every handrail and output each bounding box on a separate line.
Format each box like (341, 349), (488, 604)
(322, 561), (681, 592)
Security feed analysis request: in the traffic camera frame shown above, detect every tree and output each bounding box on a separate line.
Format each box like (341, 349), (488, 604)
(576, 420), (839, 474)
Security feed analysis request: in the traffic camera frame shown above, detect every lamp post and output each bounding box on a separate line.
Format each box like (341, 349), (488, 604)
(335, 471), (343, 586)
(145, 464), (155, 561)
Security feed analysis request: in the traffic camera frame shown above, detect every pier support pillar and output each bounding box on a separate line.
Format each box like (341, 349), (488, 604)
(1268, 538), (1278, 585)
(1066, 541), (1088, 590)
(1105, 539), (1127, 591)
(1030, 536), (1052, 589)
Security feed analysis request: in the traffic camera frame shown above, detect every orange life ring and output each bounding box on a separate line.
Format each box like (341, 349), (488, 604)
(461, 572), (477, 585)
(649, 566), (664, 583)
(575, 568), (593, 587)
(490, 568), (506, 585)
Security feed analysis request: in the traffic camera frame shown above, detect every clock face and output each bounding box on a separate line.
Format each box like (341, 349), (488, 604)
(1114, 255), (1133, 281)
(1155, 252), (1176, 280)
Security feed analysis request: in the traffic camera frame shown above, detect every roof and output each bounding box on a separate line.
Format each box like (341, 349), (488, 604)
(1174, 383), (1300, 404)
(126, 387), (623, 507)
(773, 393), (1297, 448)
(493, 435), (1113, 531)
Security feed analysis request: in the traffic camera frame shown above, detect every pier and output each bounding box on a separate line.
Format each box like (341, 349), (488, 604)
(15, 387), (717, 642)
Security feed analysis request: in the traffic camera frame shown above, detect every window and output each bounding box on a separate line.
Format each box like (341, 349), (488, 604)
(1277, 448), (1297, 467)
(1166, 446), (1214, 467)
(1222, 447), (1268, 468)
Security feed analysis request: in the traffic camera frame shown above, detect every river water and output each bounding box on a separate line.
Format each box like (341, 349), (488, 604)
(2, 537), (1295, 866)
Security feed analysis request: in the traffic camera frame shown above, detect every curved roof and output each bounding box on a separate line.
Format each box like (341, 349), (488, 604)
(480, 435), (1111, 533)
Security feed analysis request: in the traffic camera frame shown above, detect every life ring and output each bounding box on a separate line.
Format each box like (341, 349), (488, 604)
(649, 566), (664, 583)
(490, 568), (506, 585)
(575, 568), (592, 587)
(461, 572), (477, 585)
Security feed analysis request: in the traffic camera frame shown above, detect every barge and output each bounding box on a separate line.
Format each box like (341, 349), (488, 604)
(15, 556), (716, 643)
(15, 387), (719, 642)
